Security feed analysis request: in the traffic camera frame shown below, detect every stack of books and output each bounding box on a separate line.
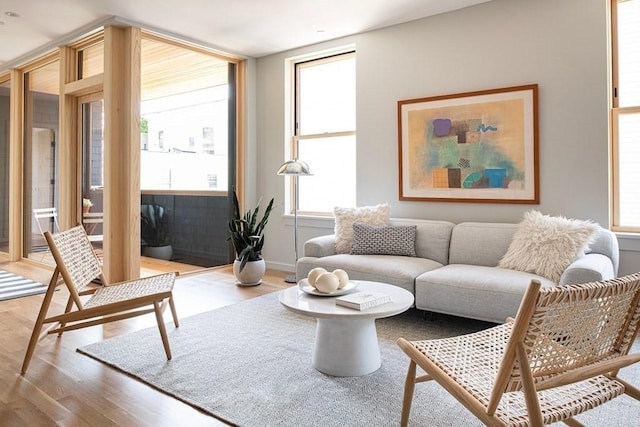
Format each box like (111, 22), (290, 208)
(335, 291), (392, 311)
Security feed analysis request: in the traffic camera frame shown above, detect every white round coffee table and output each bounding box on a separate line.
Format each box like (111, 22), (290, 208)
(279, 280), (414, 377)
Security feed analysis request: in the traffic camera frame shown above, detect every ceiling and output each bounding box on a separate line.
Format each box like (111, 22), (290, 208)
(0, 0), (492, 70)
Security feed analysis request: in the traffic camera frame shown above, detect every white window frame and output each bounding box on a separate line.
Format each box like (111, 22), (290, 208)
(287, 49), (356, 216)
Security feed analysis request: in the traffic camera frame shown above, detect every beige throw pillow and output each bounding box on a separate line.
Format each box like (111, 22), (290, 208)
(334, 204), (390, 254)
(498, 210), (599, 282)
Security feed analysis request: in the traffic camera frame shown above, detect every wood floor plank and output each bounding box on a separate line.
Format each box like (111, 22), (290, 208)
(0, 260), (291, 426)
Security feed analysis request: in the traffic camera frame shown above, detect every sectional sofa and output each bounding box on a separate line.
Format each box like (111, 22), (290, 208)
(295, 218), (619, 323)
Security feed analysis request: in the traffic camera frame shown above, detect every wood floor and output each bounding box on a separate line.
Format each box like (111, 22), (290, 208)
(0, 259), (291, 426)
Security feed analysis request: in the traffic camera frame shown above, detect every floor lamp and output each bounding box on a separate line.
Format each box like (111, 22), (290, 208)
(277, 159), (312, 283)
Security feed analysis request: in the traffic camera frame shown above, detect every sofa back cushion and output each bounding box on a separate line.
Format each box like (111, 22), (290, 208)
(389, 218), (454, 265)
(450, 221), (619, 274)
(449, 222), (518, 266)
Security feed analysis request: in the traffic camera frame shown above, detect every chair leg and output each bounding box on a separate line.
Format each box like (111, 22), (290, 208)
(615, 377), (640, 400)
(516, 342), (543, 426)
(168, 295), (179, 328)
(58, 296), (74, 337)
(154, 301), (172, 360)
(401, 360), (417, 427)
(21, 272), (59, 374)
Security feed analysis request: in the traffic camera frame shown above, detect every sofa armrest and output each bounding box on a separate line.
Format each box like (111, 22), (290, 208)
(303, 234), (337, 258)
(558, 253), (615, 286)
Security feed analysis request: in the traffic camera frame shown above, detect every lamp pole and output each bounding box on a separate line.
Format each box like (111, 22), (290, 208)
(283, 174), (301, 283)
(277, 159), (312, 283)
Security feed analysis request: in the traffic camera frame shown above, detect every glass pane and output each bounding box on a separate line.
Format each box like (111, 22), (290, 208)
(618, 0), (640, 107)
(140, 37), (234, 268)
(24, 60), (60, 264)
(81, 98), (104, 249)
(297, 135), (356, 212)
(298, 54), (355, 135)
(79, 41), (104, 79)
(0, 79), (10, 254)
(140, 86), (228, 191)
(141, 38), (229, 191)
(618, 112), (640, 226)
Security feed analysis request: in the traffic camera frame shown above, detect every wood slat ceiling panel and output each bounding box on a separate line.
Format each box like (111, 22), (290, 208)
(141, 38), (229, 101)
(24, 37), (230, 99)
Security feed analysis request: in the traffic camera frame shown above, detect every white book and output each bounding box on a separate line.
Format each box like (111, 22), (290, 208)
(335, 291), (392, 311)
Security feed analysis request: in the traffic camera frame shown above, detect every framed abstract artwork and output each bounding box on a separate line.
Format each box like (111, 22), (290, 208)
(397, 84), (539, 203)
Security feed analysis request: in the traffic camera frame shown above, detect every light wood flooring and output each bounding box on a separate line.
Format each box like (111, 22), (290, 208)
(0, 259), (291, 426)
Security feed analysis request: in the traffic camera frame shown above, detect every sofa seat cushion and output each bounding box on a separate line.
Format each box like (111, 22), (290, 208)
(415, 264), (555, 324)
(296, 254), (443, 294)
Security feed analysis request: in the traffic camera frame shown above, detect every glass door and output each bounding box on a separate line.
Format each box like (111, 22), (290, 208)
(0, 79), (10, 254)
(79, 93), (104, 256)
(23, 60), (60, 264)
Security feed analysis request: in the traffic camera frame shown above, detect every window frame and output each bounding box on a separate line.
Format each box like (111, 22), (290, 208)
(611, 0), (640, 232)
(289, 50), (356, 216)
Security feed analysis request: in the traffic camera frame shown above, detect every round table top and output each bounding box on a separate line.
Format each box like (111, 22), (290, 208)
(279, 280), (414, 320)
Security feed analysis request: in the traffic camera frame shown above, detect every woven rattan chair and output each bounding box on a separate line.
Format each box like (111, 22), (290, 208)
(397, 274), (640, 426)
(21, 225), (179, 374)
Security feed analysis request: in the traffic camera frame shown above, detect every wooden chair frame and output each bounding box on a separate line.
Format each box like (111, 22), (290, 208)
(21, 225), (179, 374)
(397, 274), (640, 426)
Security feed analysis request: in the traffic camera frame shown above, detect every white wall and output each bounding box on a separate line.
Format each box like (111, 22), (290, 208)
(256, 0), (640, 276)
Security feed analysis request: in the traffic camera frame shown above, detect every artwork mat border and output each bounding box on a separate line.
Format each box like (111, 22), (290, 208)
(397, 84), (539, 204)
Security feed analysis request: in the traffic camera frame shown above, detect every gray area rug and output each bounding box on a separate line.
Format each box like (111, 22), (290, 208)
(0, 270), (47, 301)
(78, 292), (640, 426)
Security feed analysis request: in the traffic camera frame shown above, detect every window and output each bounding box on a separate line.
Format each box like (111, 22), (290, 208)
(140, 36), (231, 192)
(23, 57), (61, 262)
(612, 0), (640, 231)
(77, 39), (104, 79)
(293, 51), (356, 214)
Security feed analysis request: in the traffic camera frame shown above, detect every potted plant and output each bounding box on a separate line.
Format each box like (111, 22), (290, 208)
(141, 203), (172, 260)
(82, 198), (93, 213)
(227, 191), (274, 285)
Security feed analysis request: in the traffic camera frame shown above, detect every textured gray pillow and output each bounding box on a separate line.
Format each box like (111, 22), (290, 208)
(351, 223), (417, 257)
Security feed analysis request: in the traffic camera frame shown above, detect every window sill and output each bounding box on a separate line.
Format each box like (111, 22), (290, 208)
(615, 232), (640, 252)
(281, 214), (334, 230)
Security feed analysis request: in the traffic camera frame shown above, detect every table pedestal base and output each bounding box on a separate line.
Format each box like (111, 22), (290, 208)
(312, 317), (381, 377)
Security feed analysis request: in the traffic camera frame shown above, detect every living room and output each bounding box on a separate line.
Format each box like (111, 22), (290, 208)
(1, 0), (639, 425)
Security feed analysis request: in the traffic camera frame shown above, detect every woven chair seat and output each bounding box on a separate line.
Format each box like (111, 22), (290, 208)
(84, 273), (175, 309)
(411, 324), (626, 426)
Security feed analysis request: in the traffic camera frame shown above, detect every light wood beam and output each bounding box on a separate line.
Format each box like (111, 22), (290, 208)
(8, 69), (24, 261)
(58, 46), (77, 229)
(103, 25), (141, 282)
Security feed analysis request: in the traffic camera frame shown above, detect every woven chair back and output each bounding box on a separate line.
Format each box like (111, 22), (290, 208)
(46, 225), (103, 297)
(505, 274), (640, 392)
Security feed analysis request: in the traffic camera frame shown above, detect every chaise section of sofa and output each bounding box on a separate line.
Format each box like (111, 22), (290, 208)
(296, 217), (619, 324)
(413, 222), (618, 323)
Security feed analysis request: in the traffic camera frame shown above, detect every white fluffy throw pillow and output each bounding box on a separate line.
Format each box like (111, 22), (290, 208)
(498, 211), (599, 282)
(334, 204), (390, 254)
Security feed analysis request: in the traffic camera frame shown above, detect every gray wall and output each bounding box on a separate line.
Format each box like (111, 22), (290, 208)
(255, 0), (640, 276)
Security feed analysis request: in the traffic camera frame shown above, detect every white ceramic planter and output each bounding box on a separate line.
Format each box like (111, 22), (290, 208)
(233, 259), (266, 286)
(144, 245), (173, 260)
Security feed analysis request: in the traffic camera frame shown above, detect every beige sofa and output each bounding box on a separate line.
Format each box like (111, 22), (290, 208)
(296, 218), (619, 323)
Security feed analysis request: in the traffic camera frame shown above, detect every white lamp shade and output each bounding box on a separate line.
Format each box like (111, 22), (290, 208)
(277, 159), (312, 176)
